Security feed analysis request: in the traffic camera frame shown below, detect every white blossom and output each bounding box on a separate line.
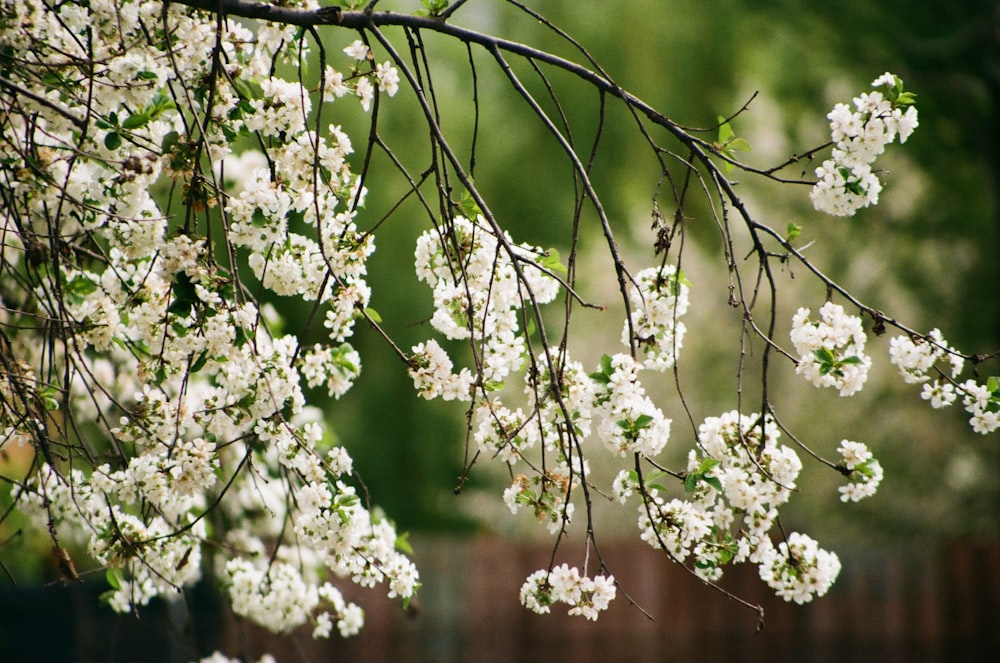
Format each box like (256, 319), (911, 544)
(758, 533), (841, 604)
(790, 302), (871, 396)
(811, 73), (918, 216)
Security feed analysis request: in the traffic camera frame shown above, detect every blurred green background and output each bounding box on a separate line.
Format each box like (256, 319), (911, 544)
(289, 0), (999, 550)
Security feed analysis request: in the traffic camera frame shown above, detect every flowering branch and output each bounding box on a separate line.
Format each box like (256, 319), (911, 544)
(1, 4), (996, 660)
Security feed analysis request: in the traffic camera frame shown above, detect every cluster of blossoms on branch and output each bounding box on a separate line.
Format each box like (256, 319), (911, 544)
(790, 302), (871, 397)
(519, 564), (617, 621)
(620, 411), (840, 603)
(810, 73), (919, 217)
(1, 0), (414, 640)
(789, 302), (998, 435)
(889, 331), (1000, 434)
(0, 0), (995, 654)
(409, 216), (867, 609)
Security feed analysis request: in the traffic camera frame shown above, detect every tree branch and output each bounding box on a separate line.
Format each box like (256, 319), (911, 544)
(167, 1), (692, 143)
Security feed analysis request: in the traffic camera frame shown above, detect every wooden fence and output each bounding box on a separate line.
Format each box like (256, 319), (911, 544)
(1, 538), (997, 662)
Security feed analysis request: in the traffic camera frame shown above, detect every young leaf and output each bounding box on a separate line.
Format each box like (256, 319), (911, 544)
(727, 137), (752, 153)
(539, 248), (568, 276)
(395, 531), (414, 555)
(717, 116), (734, 144)
(696, 457), (720, 474)
(588, 370), (610, 384)
(683, 473), (698, 493)
(634, 414), (655, 430)
(106, 567), (124, 591)
(600, 353), (613, 376)
(786, 221), (802, 241)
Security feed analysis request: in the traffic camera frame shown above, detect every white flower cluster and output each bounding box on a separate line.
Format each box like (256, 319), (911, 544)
(836, 440), (883, 502)
(959, 381), (1000, 435)
(888, 329), (963, 386)
(623, 266), (690, 371)
(328, 40), (401, 111)
(632, 410), (826, 597)
(478, 354), (596, 532)
(889, 331), (999, 434)
(1, 0), (418, 642)
(16, 464), (206, 613)
(757, 532), (841, 604)
(790, 302), (871, 396)
(194, 654), (276, 663)
(502, 469), (577, 535)
(226, 558), (364, 639)
(592, 354), (672, 458)
(811, 73), (919, 216)
(410, 215), (560, 398)
(519, 564), (616, 621)
(410, 249), (686, 612)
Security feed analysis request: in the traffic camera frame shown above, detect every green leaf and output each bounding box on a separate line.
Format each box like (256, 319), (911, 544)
(104, 131), (122, 150)
(696, 457), (720, 474)
(420, 0), (450, 15)
(136, 70), (159, 81)
(106, 567), (124, 591)
(39, 385), (61, 411)
(588, 371), (610, 384)
(190, 351), (209, 373)
(717, 116), (734, 144)
(786, 221), (802, 241)
(336, 493), (360, 508)
(600, 353), (613, 376)
(160, 130), (179, 154)
(683, 473), (698, 494)
(456, 190), (482, 218)
(364, 307), (383, 324)
(812, 347), (836, 365)
(67, 274), (98, 298)
(727, 137), (752, 153)
(395, 531), (414, 555)
(704, 476), (723, 492)
(167, 271), (198, 316)
(525, 317), (537, 338)
(634, 414), (655, 429)
(122, 112), (149, 130)
(149, 93), (176, 118)
(234, 326), (252, 348)
(233, 77), (264, 101)
(539, 248), (568, 276)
